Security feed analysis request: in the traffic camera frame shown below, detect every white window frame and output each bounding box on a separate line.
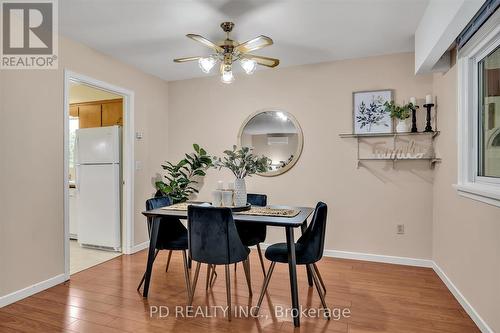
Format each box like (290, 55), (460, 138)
(456, 10), (500, 207)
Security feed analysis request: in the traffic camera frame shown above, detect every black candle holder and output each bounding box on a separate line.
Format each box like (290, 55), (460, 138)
(423, 103), (434, 132)
(410, 104), (419, 133)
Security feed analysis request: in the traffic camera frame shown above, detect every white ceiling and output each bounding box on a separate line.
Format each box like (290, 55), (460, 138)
(60, 0), (429, 82)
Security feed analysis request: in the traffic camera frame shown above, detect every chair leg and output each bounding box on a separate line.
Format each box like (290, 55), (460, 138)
(205, 264), (212, 291)
(209, 265), (217, 287)
(242, 259), (253, 296)
(188, 262), (201, 305)
(254, 261), (276, 315)
(256, 244), (266, 278)
(137, 249), (159, 291)
(308, 264), (330, 320)
(181, 250), (192, 302)
(313, 263), (327, 294)
(165, 250), (173, 272)
(225, 264), (232, 321)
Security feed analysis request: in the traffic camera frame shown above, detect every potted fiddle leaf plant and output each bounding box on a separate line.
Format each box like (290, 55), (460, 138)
(213, 146), (271, 207)
(384, 100), (411, 133)
(155, 144), (212, 203)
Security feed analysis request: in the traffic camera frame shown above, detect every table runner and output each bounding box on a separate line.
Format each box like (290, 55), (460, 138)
(160, 202), (300, 218)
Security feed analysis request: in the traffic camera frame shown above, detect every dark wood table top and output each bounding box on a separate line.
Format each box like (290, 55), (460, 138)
(142, 204), (314, 228)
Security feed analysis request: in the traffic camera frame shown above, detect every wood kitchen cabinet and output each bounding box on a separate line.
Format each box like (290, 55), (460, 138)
(69, 105), (79, 117)
(70, 98), (123, 129)
(102, 100), (123, 126)
(78, 104), (102, 128)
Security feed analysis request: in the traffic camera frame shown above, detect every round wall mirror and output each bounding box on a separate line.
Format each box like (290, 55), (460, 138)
(238, 109), (304, 177)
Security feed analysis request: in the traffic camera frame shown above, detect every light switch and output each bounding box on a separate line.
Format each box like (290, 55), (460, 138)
(135, 160), (143, 170)
(135, 131), (143, 140)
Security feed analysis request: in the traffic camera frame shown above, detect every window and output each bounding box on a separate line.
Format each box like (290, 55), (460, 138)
(478, 46), (500, 178)
(457, 11), (500, 207)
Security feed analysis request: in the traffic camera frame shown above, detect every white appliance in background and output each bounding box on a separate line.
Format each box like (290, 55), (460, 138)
(69, 187), (78, 239)
(75, 126), (121, 251)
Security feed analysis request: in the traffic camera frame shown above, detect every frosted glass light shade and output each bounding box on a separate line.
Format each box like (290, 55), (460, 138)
(240, 58), (256, 74)
(221, 70), (234, 84)
(198, 57), (216, 73)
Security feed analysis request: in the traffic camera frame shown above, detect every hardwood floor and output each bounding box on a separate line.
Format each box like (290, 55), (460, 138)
(0, 250), (480, 333)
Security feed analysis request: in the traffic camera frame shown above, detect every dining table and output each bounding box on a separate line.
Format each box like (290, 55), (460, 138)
(141, 203), (315, 327)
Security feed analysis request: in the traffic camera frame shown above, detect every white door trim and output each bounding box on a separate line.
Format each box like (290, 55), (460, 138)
(63, 70), (135, 280)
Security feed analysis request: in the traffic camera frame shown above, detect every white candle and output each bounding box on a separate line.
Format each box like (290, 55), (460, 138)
(409, 97), (416, 105)
(217, 181), (224, 190)
(425, 94), (433, 104)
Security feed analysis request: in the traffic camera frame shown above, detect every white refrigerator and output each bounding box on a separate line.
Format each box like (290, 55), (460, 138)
(75, 126), (121, 251)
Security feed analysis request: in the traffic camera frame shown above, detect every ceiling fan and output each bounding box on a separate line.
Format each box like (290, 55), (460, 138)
(174, 22), (280, 84)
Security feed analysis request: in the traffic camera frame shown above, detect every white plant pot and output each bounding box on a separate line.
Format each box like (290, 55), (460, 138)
(396, 119), (409, 133)
(234, 178), (247, 207)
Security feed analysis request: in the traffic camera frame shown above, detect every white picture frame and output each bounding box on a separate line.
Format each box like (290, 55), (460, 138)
(353, 89), (393, 134)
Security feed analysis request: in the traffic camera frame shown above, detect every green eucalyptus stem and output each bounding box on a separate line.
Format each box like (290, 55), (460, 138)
(213, 145), (271, 179)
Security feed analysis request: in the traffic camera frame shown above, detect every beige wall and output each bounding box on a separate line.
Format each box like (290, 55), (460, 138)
(432, 66), (500, 332)
(0, 36), (168, 296)
(168, 52), (435, 258)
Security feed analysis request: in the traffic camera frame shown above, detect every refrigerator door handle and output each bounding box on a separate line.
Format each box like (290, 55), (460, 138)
(75, 164), (80, 192)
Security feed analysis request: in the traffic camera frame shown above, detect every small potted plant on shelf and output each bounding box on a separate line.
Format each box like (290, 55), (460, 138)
(155, 144), (212, 203)
(213, 146), (271, 207)
(384, 101), (412, 133)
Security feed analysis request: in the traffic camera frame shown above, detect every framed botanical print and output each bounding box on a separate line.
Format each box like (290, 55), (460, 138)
(353, 89), (393, 134)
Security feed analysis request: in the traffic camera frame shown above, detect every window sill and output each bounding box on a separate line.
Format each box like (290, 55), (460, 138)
(454, 183), (500, 208)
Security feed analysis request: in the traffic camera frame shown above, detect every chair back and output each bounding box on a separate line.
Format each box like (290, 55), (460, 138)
(145, 196), (187, 249)
(188, 206), (248, 265)
(297, 202), (328, 263)
(146, 196), (171, 210)
(247, 193), (267, 207)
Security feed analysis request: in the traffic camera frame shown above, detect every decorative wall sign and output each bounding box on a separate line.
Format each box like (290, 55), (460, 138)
(353, 90), (393, 134)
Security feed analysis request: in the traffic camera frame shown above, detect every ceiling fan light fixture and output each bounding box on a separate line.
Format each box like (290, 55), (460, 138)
(240, 58), (256, 75)
(198, 56), (216, 73)
(175, 22), (279, 83)
(221, 69), (234, 84)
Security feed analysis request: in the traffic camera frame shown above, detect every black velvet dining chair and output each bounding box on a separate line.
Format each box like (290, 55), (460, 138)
(187, 205), (252, 321)
(254, 202), (330, 319)
(234, 193), (268, 276)
(137, 196), (192, 302)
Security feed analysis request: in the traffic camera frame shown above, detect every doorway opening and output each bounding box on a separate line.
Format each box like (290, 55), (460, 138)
(64, 71), (135, 278)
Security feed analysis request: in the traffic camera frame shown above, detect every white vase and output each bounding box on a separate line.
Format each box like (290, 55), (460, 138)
(396, 119), (409, 133)
(234, 178), (247, 207)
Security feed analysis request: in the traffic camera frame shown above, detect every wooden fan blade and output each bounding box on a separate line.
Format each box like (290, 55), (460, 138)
(235, 35), (273, 53)
(244, 54), (279, 68)
(186, 34), (223, 52)
(173, 56), (201, 63)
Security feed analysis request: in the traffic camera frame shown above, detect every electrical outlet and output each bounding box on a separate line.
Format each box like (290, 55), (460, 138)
(397, 224), (405, 234)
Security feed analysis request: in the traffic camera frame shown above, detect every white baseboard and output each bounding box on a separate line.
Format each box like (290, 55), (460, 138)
(433, 262), (493, 333)
(124, 240), (150, 254)
(259, 243), (433, 268)
(323, 249), (434, 268)
(0, 274), (66, 308)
